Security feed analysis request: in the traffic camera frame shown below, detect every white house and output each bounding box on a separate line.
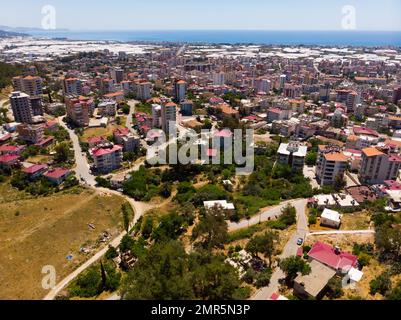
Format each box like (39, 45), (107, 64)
(320, 208), (342, 229)
(203, 200), (235, 211)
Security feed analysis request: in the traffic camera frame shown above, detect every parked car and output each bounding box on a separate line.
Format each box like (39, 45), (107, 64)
(297, 238), (304, 246)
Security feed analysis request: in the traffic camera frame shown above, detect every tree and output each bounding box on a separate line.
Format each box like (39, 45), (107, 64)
(370, 272), (392, 296)
(105, 245), (119, 260)
(159, 182), (172, 198)
(279, 256), (311, 284)
(191, 206), (228, 249)
(141, 216), (154, 239)
(122, 104), (130, 115)
(305, 152), (317, 166)
(120, 241), (194, 300)
(387, 281), (401, 300)
(54, 142), (72, 163)
(326, 277), (344, 299)
(121, 203), (132, 232)
(333, 174), (346, 191)
(246, 231), (278, 267)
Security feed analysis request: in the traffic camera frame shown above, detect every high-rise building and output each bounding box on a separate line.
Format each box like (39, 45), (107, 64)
(136, 82), (151, 101)
(316, 145), (348, 186)
(12, 76), (43, 97)
(10, 91), (33, 124)
(359, 147), (401, 184)
(174, 80), (186, 103)
(111, 68), (124, 84)
(162, 102), (177, 134)
(212, 72), (226, 86)
(152, 104), (162, 128)
(63, 78), (83, 96)
(336, 89), (360, 113)
(65, 96), (90, 127)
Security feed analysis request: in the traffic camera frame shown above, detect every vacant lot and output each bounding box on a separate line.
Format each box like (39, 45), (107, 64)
(81, 123), (125, 143)
(0, 184), (128, 299)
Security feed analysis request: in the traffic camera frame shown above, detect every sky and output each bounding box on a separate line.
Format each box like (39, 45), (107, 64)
(0, 0), (401, 31)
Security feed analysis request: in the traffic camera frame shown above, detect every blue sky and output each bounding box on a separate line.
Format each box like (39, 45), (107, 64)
(1, 0), (400, 31)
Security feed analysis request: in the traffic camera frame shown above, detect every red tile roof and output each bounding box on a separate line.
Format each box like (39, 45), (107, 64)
(23, 164), (48, 174)
(308, 241), (358, 271)
(44, 168), (70, 179)
(0, 154), (19, 163)
(92, 145), (123, 157)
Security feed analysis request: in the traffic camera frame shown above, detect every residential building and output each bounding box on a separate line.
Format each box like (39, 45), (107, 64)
(293, 260), (336, 300)
(10, 91), (33, 124)
(316, 145), (348, 186)
(277, 141), (307, 171)
(17, 123), (44, 144)
(63, 78), (83, 96)
(174, 80), (186, 102)
(136, 82), (151, 100)
(110, 68), (124, 84)
(13, 76), (43, 97)
(307, 241), (358, 273)
(91, 145), (123, 173)
(152, 104), (162, 128)
(65, 96), (91, 127)
(162, 102), (177, 135)
(359, 147), (401, 184)
(320, 208), (342, 229)
(44, 168), (71, 185)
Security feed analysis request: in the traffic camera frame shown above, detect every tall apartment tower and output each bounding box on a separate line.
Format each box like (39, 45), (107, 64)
(174, 80), (186, 103)
(63, 78), (83, 96)
(162, 102), (177, 135)
(111, 68), (124, 84)
(12, 76), (43, 97)
(10, 91), (34, 124)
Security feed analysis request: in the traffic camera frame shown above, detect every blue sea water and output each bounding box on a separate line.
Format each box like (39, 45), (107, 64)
(26, 30), (401, 47)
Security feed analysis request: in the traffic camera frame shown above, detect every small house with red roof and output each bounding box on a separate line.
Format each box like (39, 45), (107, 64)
(0, 144), (26, 156)
(307, 241), (358, 273)
(22, 164), (48, 180)
(43, 168), (72, 185)
(0, 154), (19, 170)
(87, 136), (108, 148)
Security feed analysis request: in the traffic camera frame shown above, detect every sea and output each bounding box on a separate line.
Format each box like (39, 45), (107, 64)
(25, 30), (401, 47)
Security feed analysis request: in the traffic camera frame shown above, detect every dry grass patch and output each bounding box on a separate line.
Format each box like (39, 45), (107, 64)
(0, 188), (128, 299)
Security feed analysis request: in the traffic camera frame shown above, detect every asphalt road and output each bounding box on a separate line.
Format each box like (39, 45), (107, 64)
(251, 199), (309, 300)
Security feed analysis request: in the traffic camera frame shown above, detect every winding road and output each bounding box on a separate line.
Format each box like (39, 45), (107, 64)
(251, 199), (309, 300)
(44, 113), (153, 300)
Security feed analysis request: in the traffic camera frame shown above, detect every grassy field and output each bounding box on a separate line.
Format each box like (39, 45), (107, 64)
(81, 123), (126, 143)
(0, 183), (128, 299)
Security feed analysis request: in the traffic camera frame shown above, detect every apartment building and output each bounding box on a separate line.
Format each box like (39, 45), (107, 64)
(65, 96), (91, 127)
(10, 91), (33, 124)
(277, 141), (307, 171)
(316, 145), (348, 186)
(136, 81), (151, 101)
(13, 76), (43, 97)
(17, 123), (44, 144)
(63, 78), (83, 96)
(91, 145), (123, 173)
(162, 102), (177, 135)
(174, 80), (186, 103)
(359, 147), (401, 184)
